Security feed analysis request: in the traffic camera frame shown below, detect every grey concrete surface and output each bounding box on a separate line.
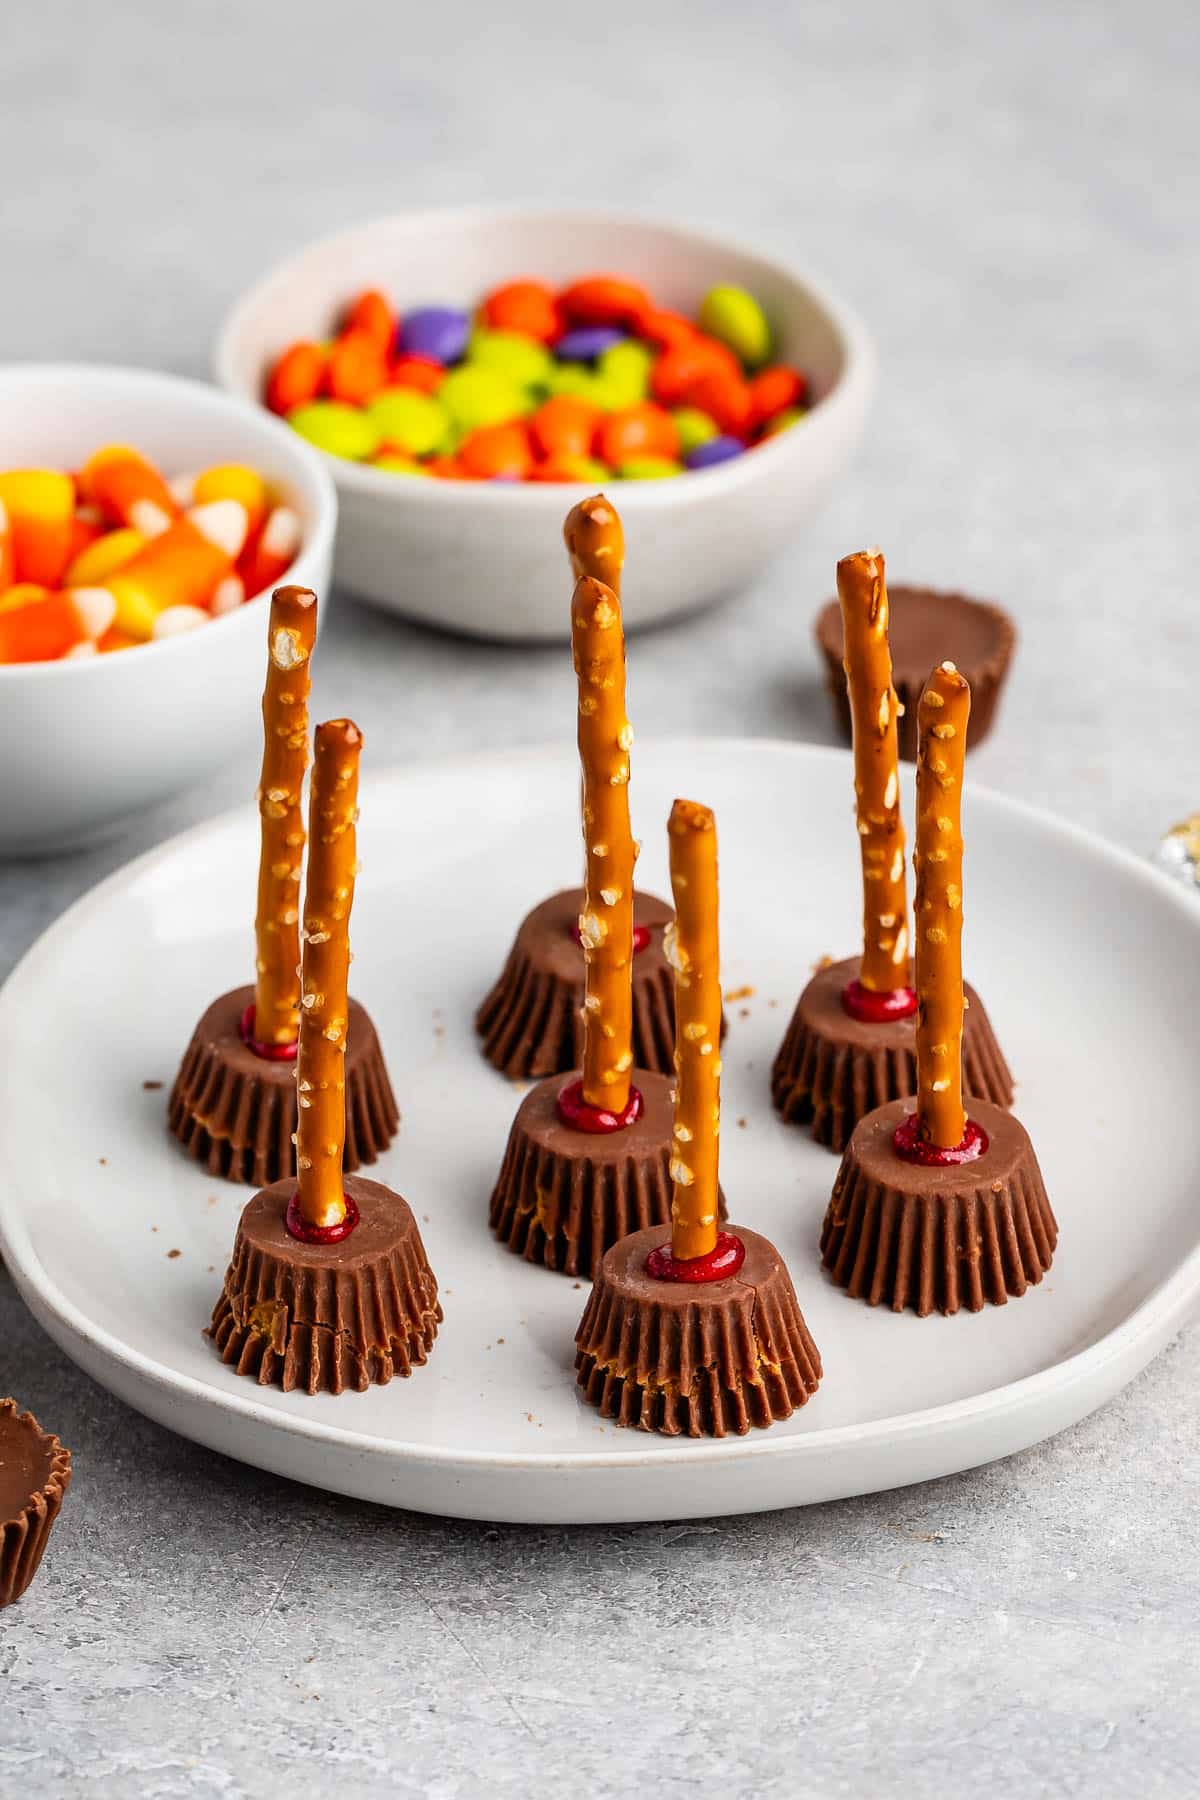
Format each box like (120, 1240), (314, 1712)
(2, 1), (1198, 1794)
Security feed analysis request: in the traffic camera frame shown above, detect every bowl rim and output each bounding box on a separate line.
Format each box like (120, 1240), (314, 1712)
(213, 204), (877, 510)
(0, 362), (337, 684)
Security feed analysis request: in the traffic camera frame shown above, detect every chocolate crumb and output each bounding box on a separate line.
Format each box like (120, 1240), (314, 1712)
(167, 1249), (181, 1260)
(737, 1117), (748, 1129)
(142, 1079), (164, 1091)
(98, 1157), (108, 1166)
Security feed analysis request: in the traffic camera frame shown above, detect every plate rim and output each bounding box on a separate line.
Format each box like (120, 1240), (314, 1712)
(3, 735), (1199, 1479)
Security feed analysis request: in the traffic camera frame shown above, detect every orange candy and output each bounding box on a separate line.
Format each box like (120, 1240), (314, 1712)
(0, 470), (76, 587)
(389, 354), (445, 394)
(80, 445), (180, 535)
(595, 403), (680, 468)
(650, 337), (741, 407)
(457, 422), (534, 481)
(238, 505), (302, 598)
(748, 365), (807, 431)
(685, 368), (753, 438)
(531, 455), (610, 483)
(640, 308), (698, 350)
(266, 341), (327, 415)
(0, 587), (85, 663)
(327, 329), (390, 406)
(530, 395), (602, 461)
(342, 288), (396, 350)
(425, 455), (479, 480)
(560, 276), (652, 330)
(480, 281), (562, 344)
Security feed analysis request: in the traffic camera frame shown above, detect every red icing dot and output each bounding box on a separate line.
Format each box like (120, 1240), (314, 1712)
(571, 922), (652, 955)
(556, 1078), (643, 1135)
(285, 1192), (361, 1244)
(892, 1112), (989, 1166)
(841, 979), (918, 1023)
(239, 1002), (298, 1062)
(645, 1231), (746, 1284)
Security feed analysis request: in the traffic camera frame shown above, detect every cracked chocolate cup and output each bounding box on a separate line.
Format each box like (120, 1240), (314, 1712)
(208, 1174), (441, 1393)
(815, 586), (1016, 761)
(575, 1224), (822, 1436)
(489, 1068), (726, 1279)
(0, 1400), (72, 1609)
(168, 984), (399, 1188)
(771, 955), (1014, 1153)
(475, 887), (680, 1081)
(821, 1096), (1056, 1316)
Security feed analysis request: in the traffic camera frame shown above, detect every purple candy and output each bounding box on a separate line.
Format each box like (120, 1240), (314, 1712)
(399, 306), (469, 364)
(554, 326), (626, 362)
(685, 435), (745, 470)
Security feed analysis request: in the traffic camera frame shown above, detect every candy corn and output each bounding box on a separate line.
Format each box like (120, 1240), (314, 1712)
(0, 470), (75, 587)
(104, 501), (248, 639)
(80, 446), (179, 537)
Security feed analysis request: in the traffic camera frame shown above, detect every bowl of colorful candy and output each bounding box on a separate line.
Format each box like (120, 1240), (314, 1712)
(0, 364), (335, 856)
(216, 209), (873, 639)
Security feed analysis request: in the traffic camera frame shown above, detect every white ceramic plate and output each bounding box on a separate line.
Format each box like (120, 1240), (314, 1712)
(2, 740), (1198, 1524)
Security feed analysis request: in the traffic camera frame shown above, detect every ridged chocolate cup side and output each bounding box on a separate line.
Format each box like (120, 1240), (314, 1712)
(815, 586), (1017, 761)
(475, 887), (679, 1080)
(821, 1096), (1057, 1316)
(771, 956), (1014, 1153)
(575, 1224), (822, 1437)
(208, 1174), (441, 1393)
(489, 1069), (725, 1279)
(0, 1400), (72, 1609)
(168, 985), (399, 1188)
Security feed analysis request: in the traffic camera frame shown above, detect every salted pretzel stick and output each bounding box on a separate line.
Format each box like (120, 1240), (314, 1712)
(838, 550), (909, 992)
(666, 799), (722, 1261)
(295, 719), (362, 1229)
(573, 573), (637, 1111)
(564, 494), (624, 599)
(253, 585), (316, 1047)
(913, 663), (971, 1147)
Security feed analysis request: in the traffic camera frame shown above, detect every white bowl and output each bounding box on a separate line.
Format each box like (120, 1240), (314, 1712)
(0, 365), (336, 858)
(215, 208), (874, 641)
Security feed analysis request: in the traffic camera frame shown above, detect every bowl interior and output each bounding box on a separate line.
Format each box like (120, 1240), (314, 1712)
(219, 211), (854, 423)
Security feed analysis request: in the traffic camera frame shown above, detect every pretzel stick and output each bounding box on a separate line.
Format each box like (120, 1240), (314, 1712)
(837, 550), (909, 991)
(564, 494), (624, 598)
(913, 663), (971, 1147)
(666, 799), (721, 1261)
(252, 585), (316, 1047)
(295, 719), (362, 1229)
(573, 573), (637, 1110)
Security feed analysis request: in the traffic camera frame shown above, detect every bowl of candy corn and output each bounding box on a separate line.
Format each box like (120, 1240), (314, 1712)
(216, 209), (873, 640)
(0, 364), (335, 856)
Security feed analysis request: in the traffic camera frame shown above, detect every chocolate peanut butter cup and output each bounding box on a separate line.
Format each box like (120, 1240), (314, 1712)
(771, 955), (1012, 1153)
(209, 1174), (441, 1393)
(0, 1400), (72, 1609)
(576, 1223), (821, 1435)
(476, 885), (678, 1080)
(815, 583), (1016, 760)
(168, 984), (397, 1188)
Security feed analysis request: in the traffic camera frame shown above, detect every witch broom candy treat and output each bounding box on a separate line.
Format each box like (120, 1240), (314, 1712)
(575, 800), (821, 1436)
(488, 556), (714, 1276)
(168, 586), (397, 1185)
(772, 550), (1012, 1152)
(821, 665), (1057, 1315)
(0, 1400), (71, 1609)
(477, 495), (717, 1080)
(209, 720), (441, 1392)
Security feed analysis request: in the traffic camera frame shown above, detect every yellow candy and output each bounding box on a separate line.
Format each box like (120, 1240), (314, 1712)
(64, 526), (146, 588)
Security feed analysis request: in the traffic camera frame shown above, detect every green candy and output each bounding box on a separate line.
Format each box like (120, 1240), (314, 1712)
(287, 401), (381, 462)
(761, 405), (807, 438)
(698, 284), (772, 370)
(367, 389), (448, 457)
(467, 329), (553, 387)
(671, 407), (719, 454)
(438, 366), (532, 433)
(597, 340), (654, 404)
(546, 363), (607, 405)
(618, 456), (683, 480)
